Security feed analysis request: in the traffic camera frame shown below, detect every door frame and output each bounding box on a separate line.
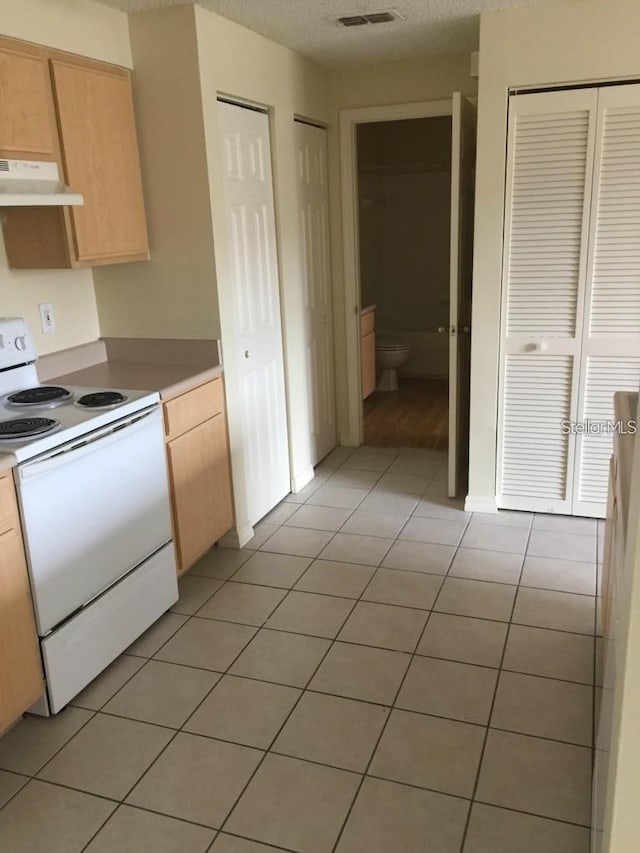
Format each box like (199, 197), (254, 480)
(339, 98), (454, 447)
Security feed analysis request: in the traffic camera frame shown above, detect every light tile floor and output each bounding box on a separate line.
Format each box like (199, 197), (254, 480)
(0, 446), (600, 853)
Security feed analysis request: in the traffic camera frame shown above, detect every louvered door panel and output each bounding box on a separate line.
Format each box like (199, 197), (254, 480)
(573, 84), (640, 517)
(506, 109), (593, 337)
(589, 107), (640, 334)
(501, 355), (573, 503)
(577, 357), (640, 507)
(498, 90), (597, 512)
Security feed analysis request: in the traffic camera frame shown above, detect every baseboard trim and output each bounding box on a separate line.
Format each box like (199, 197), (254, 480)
(291, 466), (315, 493)
(226, 523), (254, 549)
(338, 432), (360, 448)
(464, 495), (498, 513)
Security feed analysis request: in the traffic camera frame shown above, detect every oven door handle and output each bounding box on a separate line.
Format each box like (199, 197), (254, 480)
(18, 407), (162, 481)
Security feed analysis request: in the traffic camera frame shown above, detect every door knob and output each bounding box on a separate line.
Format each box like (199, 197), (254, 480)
(526, 341), (548, 353)
(437, 326), (450, 334)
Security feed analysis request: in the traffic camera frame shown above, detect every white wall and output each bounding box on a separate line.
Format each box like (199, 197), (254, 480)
(95, 4), (329, 540)
(467, 0), (640, 508)
(328, 54), (477, 438)
(94, 6), (220, 341)
(0, 0), (131, 354)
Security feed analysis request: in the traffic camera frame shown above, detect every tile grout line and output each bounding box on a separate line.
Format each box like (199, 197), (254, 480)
(76, 544), (317, 853)
(187, 598), (598, 640)
(458, 519), (536, 851)
(329, 500), (470, 852)
(196, 454), (417, 848)
(209, 522), (393, 850)
(192, 564), (599, 602)
(178, 461), (595, 847)
(0, 448), (599, 847)
(208, 453), (444, 850)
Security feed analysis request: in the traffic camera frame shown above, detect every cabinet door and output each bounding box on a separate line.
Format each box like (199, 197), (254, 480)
(361, 331), (376, 399)
(51, 59), (149, 264)
(167, 415), (234, 573)
(0, 525), (44, 732)
(0, 44), (57, 159)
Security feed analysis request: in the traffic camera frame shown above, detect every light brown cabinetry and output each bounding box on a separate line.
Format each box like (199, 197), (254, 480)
(0, 36), (149, 269)
(0, 472), (44, 734)
(361, 309), (376, 399)
(51, 60), (149, 265)
(0, 45), (58, 159)
(165, 377), (234, 576)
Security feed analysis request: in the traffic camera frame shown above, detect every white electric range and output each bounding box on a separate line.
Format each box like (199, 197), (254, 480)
(0, 317), (178, 714)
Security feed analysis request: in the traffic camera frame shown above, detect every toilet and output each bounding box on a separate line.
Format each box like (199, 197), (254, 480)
(375, 338), (410, 391)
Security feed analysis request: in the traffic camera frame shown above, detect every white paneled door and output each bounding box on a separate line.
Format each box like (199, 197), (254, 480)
(295, 119), (336, 465)
(218, 100), (290, 525)
(497, 85), (640, 517)
(448, 93), (476, 498)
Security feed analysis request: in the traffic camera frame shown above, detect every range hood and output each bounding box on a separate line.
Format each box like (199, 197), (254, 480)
(0, 159), (83, 206)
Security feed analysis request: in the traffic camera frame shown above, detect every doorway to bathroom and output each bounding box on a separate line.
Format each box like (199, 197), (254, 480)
(358, 115), (451, 452)
(339, 96), (476, 497)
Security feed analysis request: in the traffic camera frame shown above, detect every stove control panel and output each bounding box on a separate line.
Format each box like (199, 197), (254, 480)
(0, 317), (38, 368)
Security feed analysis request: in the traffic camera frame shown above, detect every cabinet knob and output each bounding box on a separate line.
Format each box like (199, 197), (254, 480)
(244, 350), (251, 359)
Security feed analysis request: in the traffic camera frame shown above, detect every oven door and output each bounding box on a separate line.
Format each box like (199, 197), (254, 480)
(16, 406), (173, 636)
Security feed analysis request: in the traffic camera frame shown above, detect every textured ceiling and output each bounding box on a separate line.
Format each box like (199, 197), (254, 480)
(98, 0), (564, 67)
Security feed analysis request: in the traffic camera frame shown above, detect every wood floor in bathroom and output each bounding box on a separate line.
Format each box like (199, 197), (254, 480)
(363, 377), (448, 449)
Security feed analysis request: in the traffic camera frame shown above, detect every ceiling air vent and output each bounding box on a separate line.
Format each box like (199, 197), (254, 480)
(338, 15), (369, 26)
(365, 11), (397, 23)
(337, 10), (402, 27)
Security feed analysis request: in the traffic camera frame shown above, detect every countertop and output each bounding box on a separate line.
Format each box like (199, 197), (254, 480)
(0, 337), (223, 472)
(40, 337), (223, 402)
(50, 360), (223, 403)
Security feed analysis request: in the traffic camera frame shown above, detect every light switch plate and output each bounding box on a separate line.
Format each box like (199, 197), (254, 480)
(39, 302), (55, 334)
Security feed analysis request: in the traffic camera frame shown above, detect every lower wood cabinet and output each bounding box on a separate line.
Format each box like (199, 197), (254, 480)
(164, 377), (234, 575)
(361, 310), (376, 400)
(0, 473), (44, 733)
(361, 331), (376, 400)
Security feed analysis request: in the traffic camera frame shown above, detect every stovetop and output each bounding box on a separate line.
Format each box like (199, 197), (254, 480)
(0, 382), (160, 462)
(0, 317), (161, 463)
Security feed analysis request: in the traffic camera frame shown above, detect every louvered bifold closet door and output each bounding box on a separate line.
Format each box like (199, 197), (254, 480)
(573, 84), (640, 517)
(497, 89), (598, 512)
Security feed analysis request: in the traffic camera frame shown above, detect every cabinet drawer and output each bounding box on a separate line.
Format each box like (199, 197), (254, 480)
(164, 378), (224, 440)
(0, 473), (18, 536)
(360, 311), (375, 337)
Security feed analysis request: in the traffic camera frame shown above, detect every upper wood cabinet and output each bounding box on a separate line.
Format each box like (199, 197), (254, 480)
(0, 45), (57, 160)
(0, 37), (149, 269)
(51, 60), (149, 265)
